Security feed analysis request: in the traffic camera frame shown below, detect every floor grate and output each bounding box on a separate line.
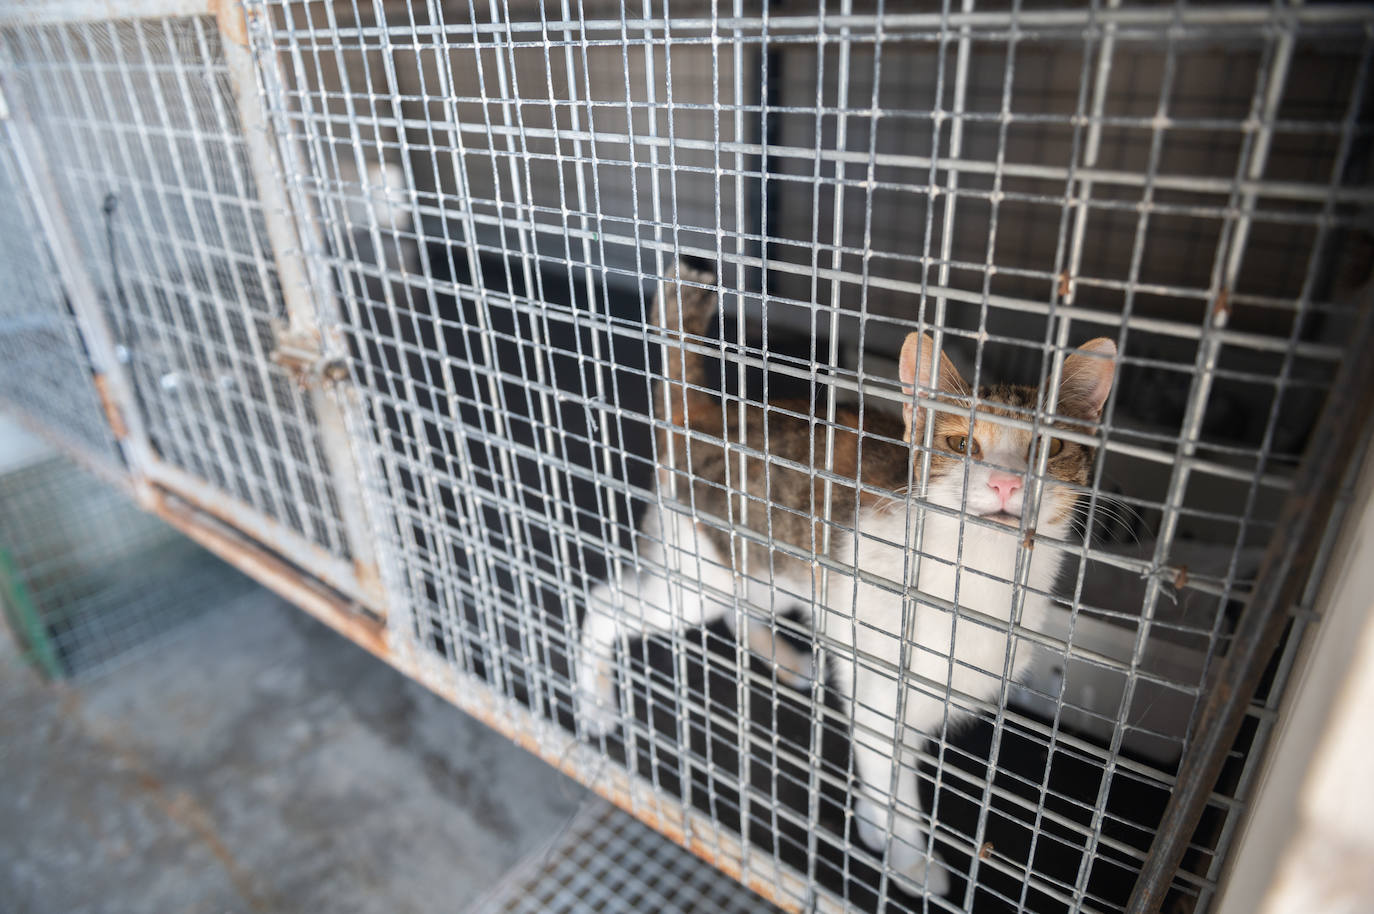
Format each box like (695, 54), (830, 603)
(470, 799), (782, 914)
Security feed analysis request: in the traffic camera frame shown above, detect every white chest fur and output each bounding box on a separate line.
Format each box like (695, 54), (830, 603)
(824, 506), (1065, 708)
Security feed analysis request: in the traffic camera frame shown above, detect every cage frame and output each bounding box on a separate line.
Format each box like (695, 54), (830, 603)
(0, 1), (1370, 912)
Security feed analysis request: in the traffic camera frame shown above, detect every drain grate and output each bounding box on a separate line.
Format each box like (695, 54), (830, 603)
(470, 800), (781, 914)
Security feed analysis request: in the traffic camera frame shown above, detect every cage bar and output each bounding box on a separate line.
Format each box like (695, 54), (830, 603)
(0, 126), (128, 483)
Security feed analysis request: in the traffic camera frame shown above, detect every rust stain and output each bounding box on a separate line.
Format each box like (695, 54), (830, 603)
(57, 685), (82, 717)
(210, 0), (250, 48)
(150, 488), (388, 659)
(57, 685), (270, 910)
(152, 475), (255, 533)
(157, 789), (266, 909)
(979, 841), (995, 860)
(1212, 289), (1231, 322)
(92, 373), (128, 440)
(1021, 527), (1036, 550)
(1173, 565), (1189, 590)
(352, 558), (387, 616)
(144, 468), (385, 615)
(1057, 271), (1072, 300)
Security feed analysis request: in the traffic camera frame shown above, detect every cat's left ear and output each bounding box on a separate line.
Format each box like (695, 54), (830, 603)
(1057, 338), (1117, 421)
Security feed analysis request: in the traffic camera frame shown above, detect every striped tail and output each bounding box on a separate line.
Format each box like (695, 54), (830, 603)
(653, 261), (719, 432)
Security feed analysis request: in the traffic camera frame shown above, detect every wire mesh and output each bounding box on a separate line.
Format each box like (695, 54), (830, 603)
(247, 2), (1373, 913)
(0, 15), (352, 555)
(0, 132), (124, 476)
(469, 798), (782, 914)
(0, 454), (259, 680)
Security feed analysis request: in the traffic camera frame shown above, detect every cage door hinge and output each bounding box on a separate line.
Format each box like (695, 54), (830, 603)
(270, 320), (350, 387)
(92, 373), (129, 441)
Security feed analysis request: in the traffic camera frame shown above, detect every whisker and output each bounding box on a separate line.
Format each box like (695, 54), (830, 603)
(1076, 499), (1148, 548)
(1085, 493), (1152, 535)
(872, 485), (930, 515)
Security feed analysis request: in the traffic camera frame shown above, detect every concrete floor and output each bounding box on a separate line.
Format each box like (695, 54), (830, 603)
(0, 588), (587, 914)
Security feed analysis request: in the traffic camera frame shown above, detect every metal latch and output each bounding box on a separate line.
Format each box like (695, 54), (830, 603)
(269, 319), (350, 387)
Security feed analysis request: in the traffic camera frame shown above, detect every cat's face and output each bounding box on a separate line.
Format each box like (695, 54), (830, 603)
(898, 334), (1116, 533)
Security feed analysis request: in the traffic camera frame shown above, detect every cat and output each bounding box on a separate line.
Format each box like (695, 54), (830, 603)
(575, 261), (1116, 894)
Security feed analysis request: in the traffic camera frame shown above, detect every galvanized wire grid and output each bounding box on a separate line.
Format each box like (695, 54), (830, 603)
(251, 2), (1372, 913)
(0, 456), (258, 680)
(0, 134), (124, 475)
(0, 16), (351, 554)
(469, 798), (782, 914)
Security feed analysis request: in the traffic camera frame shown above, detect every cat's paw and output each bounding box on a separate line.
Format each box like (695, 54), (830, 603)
(854, 800), (888, 852)
(891, 845), (951, 897)
(854, 798), (950, 896)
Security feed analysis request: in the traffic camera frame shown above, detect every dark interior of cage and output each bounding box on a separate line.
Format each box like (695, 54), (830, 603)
(312, 27), (1370, 914)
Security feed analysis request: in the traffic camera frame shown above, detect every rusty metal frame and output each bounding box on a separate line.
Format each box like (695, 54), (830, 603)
(151, 486), (389, 656)
(1126, 291), (1374, 910)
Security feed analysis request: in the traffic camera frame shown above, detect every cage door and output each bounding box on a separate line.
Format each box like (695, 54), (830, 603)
(0, 7), (387, 612)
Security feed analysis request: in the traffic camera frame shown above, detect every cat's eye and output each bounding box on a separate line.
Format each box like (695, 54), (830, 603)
(946, 435), (980, 457)
(1029, 437), (1065, 459)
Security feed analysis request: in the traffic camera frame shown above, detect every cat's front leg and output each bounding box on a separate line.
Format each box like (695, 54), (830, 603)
(575, 562), (733, 738)
(576, 508), (738, 738)
(838, 656), (952, 895)
(575, 580), (629, 738)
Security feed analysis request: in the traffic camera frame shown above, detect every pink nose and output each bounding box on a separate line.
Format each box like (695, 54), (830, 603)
(987, 472), (1023, 506)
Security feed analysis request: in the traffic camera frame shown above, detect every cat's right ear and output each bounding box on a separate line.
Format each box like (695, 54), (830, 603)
(898, 332), (966, 441)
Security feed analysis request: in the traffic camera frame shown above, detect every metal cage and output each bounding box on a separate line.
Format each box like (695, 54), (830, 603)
(0, 454), (257, 678)
(0, 1), (1371, 912)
